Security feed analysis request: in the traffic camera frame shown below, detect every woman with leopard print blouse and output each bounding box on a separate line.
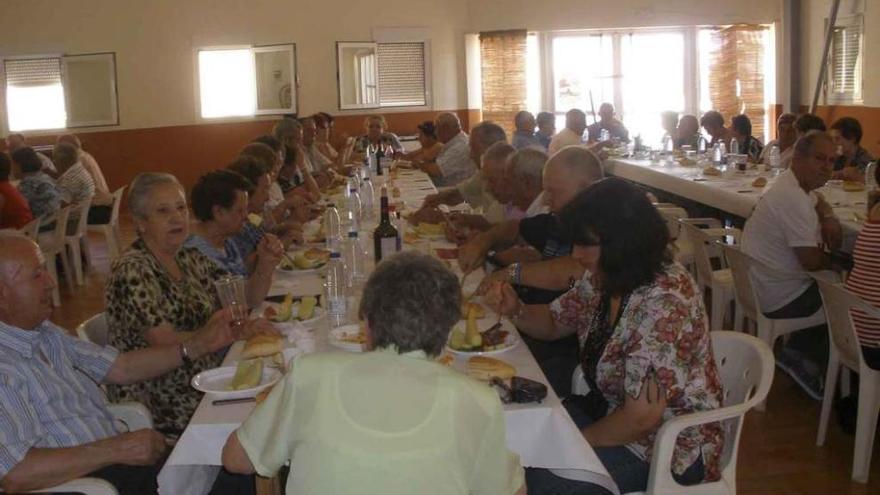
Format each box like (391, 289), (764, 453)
(105, 172), (279, 434)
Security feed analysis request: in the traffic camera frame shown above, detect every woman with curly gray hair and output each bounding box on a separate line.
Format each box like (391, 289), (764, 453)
(223, 251), (526, 495)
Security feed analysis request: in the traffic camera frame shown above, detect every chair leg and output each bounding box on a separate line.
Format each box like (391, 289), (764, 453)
(81, 236), (92, 269)
(711, 289), (724, 332)
(852, 372), (880, 483)
(59, 249), (74, 291)
(69, 241), (84, 286)
(755, 322), (776, 412)
(105, 226), (120, 260)
(840, 368), (852, 398)
(733, 307), (744, 333)
(817, 355), (841, 446)
(47, 257), (61, 307)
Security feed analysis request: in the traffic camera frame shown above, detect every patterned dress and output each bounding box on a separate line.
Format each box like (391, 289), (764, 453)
(105, 239), (226, 434)
(550, 262), (725, 480)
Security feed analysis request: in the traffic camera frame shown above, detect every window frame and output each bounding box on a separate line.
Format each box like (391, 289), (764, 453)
(253, 43), (298, 116)
(824, 14), (863, 105)
(62, 52), (120, 128)
(335, 40), (430, 111)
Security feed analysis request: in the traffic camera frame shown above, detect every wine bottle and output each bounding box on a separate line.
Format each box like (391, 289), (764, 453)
(373, 186), (400, 263)
(375, 142), (385, 176)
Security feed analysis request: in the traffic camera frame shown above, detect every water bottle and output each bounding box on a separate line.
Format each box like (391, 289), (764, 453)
(600, 128), (610, 142)
(343, 228), (367, 290)
(344, 183), (362, 230)
(867, 161), (878, 190)
(719, 142), (728, 165)
(663, 135), (674, 154)
(712, 142), (722, 165)
(730, 138), (739, 155)
(325, 251), (348, 326)
(323, 203), (341, 252)
(360, 176), (376, 221)
(698, 136), (708, 154)
(767, 144), (781, 170)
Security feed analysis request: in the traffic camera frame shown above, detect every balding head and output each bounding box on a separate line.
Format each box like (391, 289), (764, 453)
(435, 113), (462, 143)
(57, 134), (82, 149)
(481, 142), (516, 202)
(565, 109), (587, 135)
(470, 121), (507, 161)
(0, 235), (55, 330)
(543, 145), (604, 213)
(5, 133), (26, 152)
(509, 148), (547, 210)
(791, 130), (834, 191)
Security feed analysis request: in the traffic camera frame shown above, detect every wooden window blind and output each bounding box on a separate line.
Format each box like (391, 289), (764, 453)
(707, 25), (767, 140)
(480, 30), (527, 137)
(378, 42), (427, 107)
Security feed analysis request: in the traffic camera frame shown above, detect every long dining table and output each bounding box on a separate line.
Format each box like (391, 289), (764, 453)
(157, 168), (619, 495)
(604, 156), (868, 252)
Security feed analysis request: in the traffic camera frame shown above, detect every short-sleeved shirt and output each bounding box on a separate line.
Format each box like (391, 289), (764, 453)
(17, 172), (60, 220)
(845, 219), (880, 347)
(512, 131), (542, 150)
(232, 221), (266, 261)
(434, 133), (477, 187)
(37, 152), (56, 173)
(548, 128), (583, 155)
(57, 161), (95, 205)
(741, 169), (822, 313)
(80, 151), (112, 205)
(236, 347), (524, 495)
(537, 133), (552, 150)
(587, 120), (629, 142)
(0, 181), (34, 229)
(184, 233), (249, 276)
(549, 263), (724, 480)
(0, 320), (119, 478)
(105, 239), (226, 433)
(305, 144), (333, 175)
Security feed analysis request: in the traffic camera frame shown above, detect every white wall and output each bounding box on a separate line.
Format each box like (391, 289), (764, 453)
(0, 0), (470, 133)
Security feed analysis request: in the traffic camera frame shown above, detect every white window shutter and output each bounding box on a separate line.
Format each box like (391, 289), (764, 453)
(378, 43), (427, 107)
(62, 53), (119, 127)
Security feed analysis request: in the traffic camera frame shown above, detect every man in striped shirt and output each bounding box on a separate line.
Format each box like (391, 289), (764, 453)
(52, 142), (95, 208)
(0, 235), (235, 493)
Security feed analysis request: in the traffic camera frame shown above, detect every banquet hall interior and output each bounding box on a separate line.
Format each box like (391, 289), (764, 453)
(1, 0), (879, 494)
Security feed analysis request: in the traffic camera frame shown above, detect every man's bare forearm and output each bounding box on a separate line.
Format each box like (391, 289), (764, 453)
(1, 443), (116, 492)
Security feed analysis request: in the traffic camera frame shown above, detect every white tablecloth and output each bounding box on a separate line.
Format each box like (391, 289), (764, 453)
(158, 169), (618, 495)
(605, 157), (868, 252)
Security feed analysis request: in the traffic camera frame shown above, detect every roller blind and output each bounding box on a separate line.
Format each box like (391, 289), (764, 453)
(707, 25), (767, 140)
(378, 42), (426, 107)
(4, 57), (62, 87)
(828, 18), (862, 100)
(480, 30), (527, 137)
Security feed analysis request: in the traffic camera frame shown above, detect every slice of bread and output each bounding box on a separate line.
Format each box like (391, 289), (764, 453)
(467, 356), (516, 381)
(241, 334), (283, 359)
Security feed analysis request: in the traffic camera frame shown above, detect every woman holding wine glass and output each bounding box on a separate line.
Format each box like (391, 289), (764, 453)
(105, 172), (278, 435)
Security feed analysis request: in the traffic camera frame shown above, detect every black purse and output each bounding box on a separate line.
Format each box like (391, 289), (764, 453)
(490, 376), (549, 404)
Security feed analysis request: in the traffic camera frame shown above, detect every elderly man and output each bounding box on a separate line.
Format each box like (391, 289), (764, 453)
(57, 134), (113, 224)
(760, 113), (797, 166)
(548, 109), (587, 154)
(5, 133), (56, 176)
(0, 235), (237, 493)
(508, 148), (548, 218)
(700, 111), (733, 148)
(53, 142), (95, 208)
(535, 112), (555, 150)
(512, 111), (541, 150)
(419, 112), (475, 187)
(587, 102), (629, 142)
(742, 130), (841, 398)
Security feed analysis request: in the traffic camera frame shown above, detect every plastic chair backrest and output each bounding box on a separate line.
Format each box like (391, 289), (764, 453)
(721, 244), (760, 320)
(680, 222), (714, 288)
(19, 217), (40, 239)
(68, 199), (92, 238)
(109, 186), (126, 226)
(43, 206), (72, 247)
(76, 312), (109, 347)
(656, 206), (688, 240)
(814, 278), (880, 370)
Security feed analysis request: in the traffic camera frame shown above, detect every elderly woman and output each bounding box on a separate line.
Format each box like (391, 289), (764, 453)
(730, 114), (763, 162)
(184, 170), (283, 285)
(241, 141), (314, 225)
(11, 147), (60, 221)
(401, 121), (442, 165)
(313, 112), (339, 159)
(354, 114), (404, 155)
(830, 117), (875, 182)
(222, 251), (526, 495)
(491, 178), (724, 494)
(105, 172), (277, 434)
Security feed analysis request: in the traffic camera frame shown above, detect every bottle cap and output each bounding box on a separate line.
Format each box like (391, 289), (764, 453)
(348, 230), (358, 238)
(330, 252), (341, 258)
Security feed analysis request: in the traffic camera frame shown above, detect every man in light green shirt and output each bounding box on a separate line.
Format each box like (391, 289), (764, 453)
(222, 252), (525, 495)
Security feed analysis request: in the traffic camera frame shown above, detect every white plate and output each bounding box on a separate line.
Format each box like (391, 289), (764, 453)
(328, 324), (365, 352)
(445, 322), (519, 356)
(276, 264), (326, 275)
(271, 304), (326, 326)
(191, 365), (282, 399)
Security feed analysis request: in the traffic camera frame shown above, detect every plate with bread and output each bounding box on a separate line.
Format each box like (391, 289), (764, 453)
(192, 334), (294, 399)
(328, 324), (367, 352)
(263, 295), (325, 325)
(278, 248), (331, 273)
(447, 305), (518, 355)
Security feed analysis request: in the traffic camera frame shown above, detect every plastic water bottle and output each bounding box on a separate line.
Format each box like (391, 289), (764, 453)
(325, 251), (348, 326)
(767, 144), (781, 170)
(344, 183), (362, 230)
(712, 142), (722, 165)
(730, 138), (740, 155)
(698, 136), (708, 154)
(360, 176), (376, 221)
(600, 128), (611, 142)
(323, 203), (341, 252)
(343, 228), (367, 290)
(867, 161), (878, 190)
(719, 142), (728, 165)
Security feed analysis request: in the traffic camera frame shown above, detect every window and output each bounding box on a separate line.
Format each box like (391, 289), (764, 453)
(4, 53), (118, 131)
(550, 33), (614, 129)
(337, 41), (428, 110)
(198, 44), (297, 119)
(826, 15), (863, 103)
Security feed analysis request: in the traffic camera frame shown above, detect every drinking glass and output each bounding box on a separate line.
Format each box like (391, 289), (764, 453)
(214, 275), (248, 335)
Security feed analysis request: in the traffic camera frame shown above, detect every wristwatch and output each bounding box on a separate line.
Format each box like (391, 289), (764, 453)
(178, 342), (193, 367)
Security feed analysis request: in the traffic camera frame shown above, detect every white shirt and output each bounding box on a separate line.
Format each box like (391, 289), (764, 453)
(267, 182), (285, 208)
(435, 133), (476, 187)
(548, 128), (583, 155)
(741, 169), (821, 313)
(57, 161), (95, 205)
(525, 192), (549, 218)
(38, 152), (56, 173)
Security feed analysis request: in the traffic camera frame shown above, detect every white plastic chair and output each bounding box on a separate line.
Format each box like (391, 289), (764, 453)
(655, 206), (694, 270)
(813, 277), (880, 483)
(2, 402), (152, 495)
(680, 222), (740, 332)
(36, 205), (72, 305)
(65, 200), (93, 286)
(76, 312), (109, 347)
(86, 186), (127, 262)
(18, 217), (41, 240)
(639, 331), (775, 495)
(721, 244), (827, 410)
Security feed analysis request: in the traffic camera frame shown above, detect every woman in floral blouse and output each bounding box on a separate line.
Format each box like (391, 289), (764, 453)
(490, 178), (724, 494)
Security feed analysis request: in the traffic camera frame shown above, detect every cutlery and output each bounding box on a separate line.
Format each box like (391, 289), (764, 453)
(212, 397), (256, 406)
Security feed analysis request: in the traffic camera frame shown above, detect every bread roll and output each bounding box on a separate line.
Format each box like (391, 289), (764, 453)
(230, 359), (263, 391)
(843, 181), (866, 192)
(242, 334), (283, 359)
(751, 177), (767, 188)
(467, 356), (516, 381)
(703, 166), (722, 176)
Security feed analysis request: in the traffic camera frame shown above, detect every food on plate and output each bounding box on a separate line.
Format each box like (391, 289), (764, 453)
(297, 296), (318, 320)
(230, 359), (263, 391)
(467, 356), (516, 381)
(464, 306), (482, 348)
(435, 247), (459, 260)
(460, 301), (486, 319)
(270, 294), (294, 322)
(436, 353), (454, 366)
(247, 213), (263, 227)
(703, 166), (722, 176)
(415, 223), (445, 237)
(406, 206), (446, 226)
(751, 177), (768, 188)
(242, 334), (284, 359)
(843, 181), (866, 192)
(392, 186), (401, 198)
(677, 157), (696, 167)
(282, 248), (331, 270)
(338, 328), (367, 344)
(403, 232), (420, 244)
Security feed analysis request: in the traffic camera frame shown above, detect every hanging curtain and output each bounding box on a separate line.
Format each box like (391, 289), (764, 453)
(708, 25), (767, 140)
(479, 30), (527, 137)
